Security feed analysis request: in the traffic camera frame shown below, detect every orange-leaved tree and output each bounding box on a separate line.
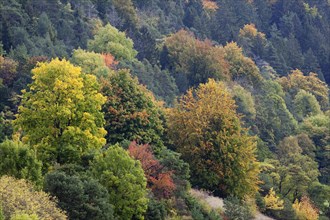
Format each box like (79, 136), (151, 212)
(128, 141), (175, 199)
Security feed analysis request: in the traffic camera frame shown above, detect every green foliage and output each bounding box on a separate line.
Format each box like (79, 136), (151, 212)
(101, 69), (165, 152)
(299, 113), (330, 184)
(112, 0), (138, 29)
(0, 42), (5, 56)
(158, 148), (191, 192)
(276, 136), (302, 158)
(230, 84), (256, 124)
(10, 213), (39, 220)
(14, 59), (106, 168)
(255, 81), (298, 146)
(44, 170), (114, 220)
(267, 198), (296, 220)
(184, 193), (223, 220)
(0, 176), (66, 220)
(278, 70), (329, 110)
(145, 198), (167, 220)
(0, 140), (42, 186)
(256, 138), (274, 161)
(167, 79), (259, 198)
(223, 197), (254, 220)
(0, 204), (4, 220)
(293, 90), (322, 122)
(307, 182), (330, 218)
(295, 133), (316, 158)
(264, 155), (319, 202)
(0, 110), (14, 143)
(71, 49), (110, 78)
(37, 12), (56, 39)
(90, 145), (148, 219)
(119, 59), (178, 105)
(88, 23), (137, 61)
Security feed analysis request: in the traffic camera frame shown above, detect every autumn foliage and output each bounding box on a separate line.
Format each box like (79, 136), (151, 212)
(0, 56), (18, 86)
(292, 196), (319, 220)
(0, 175), (67, 220)
(278, 69), (329, 109)
(167, 79), (260, 198)
(101, 53), (118, 69)
(202, 0), (219, 12)
(163, 30), (229, 89)
(239, 24), (266, 40)
(128, 141), (175, 199)
(264, 188), (284, 210)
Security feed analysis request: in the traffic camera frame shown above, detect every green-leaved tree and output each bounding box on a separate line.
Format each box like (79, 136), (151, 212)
(90, 145), (148, 220)
(88, 23), (137, 62)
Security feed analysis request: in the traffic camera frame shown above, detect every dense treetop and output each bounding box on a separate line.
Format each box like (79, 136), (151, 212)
(0, 0), (330, 219)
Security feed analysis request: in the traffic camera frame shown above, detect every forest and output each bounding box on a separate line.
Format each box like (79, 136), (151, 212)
(0, 0), (329, 219)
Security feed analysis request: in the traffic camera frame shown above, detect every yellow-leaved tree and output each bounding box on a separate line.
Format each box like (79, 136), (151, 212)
(14, 58), (106, 169)
(292, 196), (319, 220)
(278, 69), (329, 109)
(0, 176), (66, 220)
(167, 79), (260, 198)
(264, 188), (284, 210)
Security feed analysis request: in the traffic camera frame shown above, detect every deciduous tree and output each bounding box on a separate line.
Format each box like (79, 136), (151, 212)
(71, 49), (111, 78)
(0, 176), (66, 220)
(293, 90), (322, 122)
(292, 196), (319, 220)
(14, 59), (106, 168)
(278, 69), (329, 109)
(90, 145), (148, 220)
(101, 69), (165, 153)
(128, 142), (175, 199)
(88, 23), (137, 62)
(162, 30), (229, 91)
(167, 79), (259, 198)
(0, 140), (42, 186)
(264, 188), (284, 210)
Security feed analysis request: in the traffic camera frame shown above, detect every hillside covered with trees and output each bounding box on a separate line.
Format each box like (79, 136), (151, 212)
(0, 0), (329, 219)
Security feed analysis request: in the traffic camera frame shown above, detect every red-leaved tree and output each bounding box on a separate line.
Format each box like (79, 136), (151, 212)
(128, 141), (175, 199)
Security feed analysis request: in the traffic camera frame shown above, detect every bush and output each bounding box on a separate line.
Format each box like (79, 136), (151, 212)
(44, 170), (114, 220)
(267, 198), (296, 220)
(223, 197), (254, 220)
(184, 193), (222, 220)
(0, 140), (42, 187)
(145, 198), (167, 220)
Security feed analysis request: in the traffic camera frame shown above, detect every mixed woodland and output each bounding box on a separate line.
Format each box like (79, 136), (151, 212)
(0, 0), (330, 219)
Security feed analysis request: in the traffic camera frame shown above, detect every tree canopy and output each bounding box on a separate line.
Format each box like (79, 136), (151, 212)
(167, 79), (260, 198)
(14, 59), (106, 167)
(0, 176), (66, 220)
(90, 145), (148, 220)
